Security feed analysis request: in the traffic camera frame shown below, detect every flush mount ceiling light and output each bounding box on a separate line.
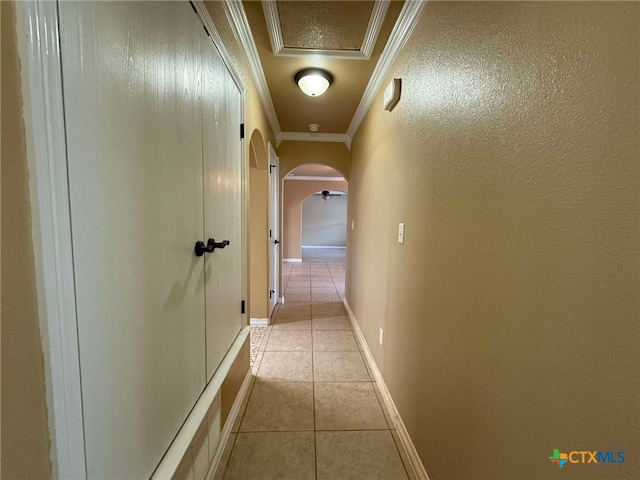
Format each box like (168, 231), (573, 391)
(294, 68), (333, 97)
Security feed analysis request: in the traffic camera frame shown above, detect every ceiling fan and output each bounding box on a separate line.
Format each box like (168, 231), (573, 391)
(319, 190), (342, 202)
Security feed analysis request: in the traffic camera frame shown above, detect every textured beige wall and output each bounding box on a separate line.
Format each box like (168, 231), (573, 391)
(1, 1), (52, 477)
(283, 180), (348, 259)
(278, 141), (350, 180)
(347, 2), (639, 479)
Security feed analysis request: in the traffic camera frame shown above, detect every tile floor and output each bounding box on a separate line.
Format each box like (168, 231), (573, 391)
(216, 259), (415, 480)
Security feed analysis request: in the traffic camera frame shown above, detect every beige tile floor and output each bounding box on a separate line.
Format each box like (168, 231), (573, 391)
(215, 260), (415, 480)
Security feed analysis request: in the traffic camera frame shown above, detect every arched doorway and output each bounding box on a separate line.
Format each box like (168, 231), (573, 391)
(301, 189), (348, 262)
(248, 129), (269, 323)
(281, 163), (348, 262)
(281, 163), (348, 301)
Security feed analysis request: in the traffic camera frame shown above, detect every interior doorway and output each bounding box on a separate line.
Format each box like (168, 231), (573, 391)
(301, 190), (347, 263)
(248, 130), (270, 326)
(281, 164), (348, 264)
(281, 163), (348, 302)
(267, 143), (280, 315)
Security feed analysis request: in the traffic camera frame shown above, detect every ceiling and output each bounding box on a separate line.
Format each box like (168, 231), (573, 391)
(243, 1), (405, 136)
(278, 1), (373, 51)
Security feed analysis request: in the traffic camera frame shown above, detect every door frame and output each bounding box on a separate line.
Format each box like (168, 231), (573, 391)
(267, 142), (280, 316)
(16, 1), (246, 477)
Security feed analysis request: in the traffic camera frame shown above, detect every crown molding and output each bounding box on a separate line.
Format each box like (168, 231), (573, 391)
(262, 0), (284, 54)
(346, 0), (426, 140)
(262, 0), (389, 60)
(224, 0), (424, 150)
(284, 176), (347, 182)
(276, 48), (370, 60)
(280, 131), (350, 146)
(222, 0), (281, 138)
(361, 0), (390, 58)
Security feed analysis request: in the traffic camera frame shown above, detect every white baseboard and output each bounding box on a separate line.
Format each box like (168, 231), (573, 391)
(206, 369), (253, 480)
(283, 258), (302, 263)
(301, 246), (346, 249)
(250, 317), (268, 327)
(342, 299), (431, 480)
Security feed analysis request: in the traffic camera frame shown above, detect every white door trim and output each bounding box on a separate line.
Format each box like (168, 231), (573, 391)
(17, 1), (87, 477)
(17, 1), (247, 476)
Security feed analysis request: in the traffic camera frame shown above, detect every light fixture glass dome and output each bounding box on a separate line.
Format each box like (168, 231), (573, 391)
(294, 68), (333, 97)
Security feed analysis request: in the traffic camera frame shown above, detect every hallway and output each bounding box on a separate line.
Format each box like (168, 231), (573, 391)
(215, 261), (413, 479)
(5, 0), (638, 478)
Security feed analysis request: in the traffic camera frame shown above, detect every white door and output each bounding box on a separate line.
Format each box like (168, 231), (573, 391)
(58, 1), (243, 477)
(202, 34), (245, 379)
(268, 143), (280, 314)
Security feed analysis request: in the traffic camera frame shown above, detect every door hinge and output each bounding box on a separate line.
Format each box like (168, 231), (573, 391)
(269, 164), (276, 173)
(241, 300), (245, 314)
(269, 229), (272, 238)
(240, 123), (245, 139)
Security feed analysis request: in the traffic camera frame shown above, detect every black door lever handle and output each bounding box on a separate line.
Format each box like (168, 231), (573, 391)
(195, 239), (230, 257)
(207, 238), (230, 251)
(274, 239), (280, 244)
(195, 240), (209, 257)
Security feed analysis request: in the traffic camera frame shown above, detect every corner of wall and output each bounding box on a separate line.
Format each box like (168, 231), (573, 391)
(1, 1), (52, 477)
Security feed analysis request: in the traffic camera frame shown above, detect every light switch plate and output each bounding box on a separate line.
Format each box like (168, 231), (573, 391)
(351, 220), (355, 231)
(379, 328), (384, 346)
(398, 223), (405, 244)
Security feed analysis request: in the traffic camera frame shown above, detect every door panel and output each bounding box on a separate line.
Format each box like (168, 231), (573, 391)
(59, 2), (206, 477)
(201, 36), (244, 379)
(268, 145), (280, 316)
